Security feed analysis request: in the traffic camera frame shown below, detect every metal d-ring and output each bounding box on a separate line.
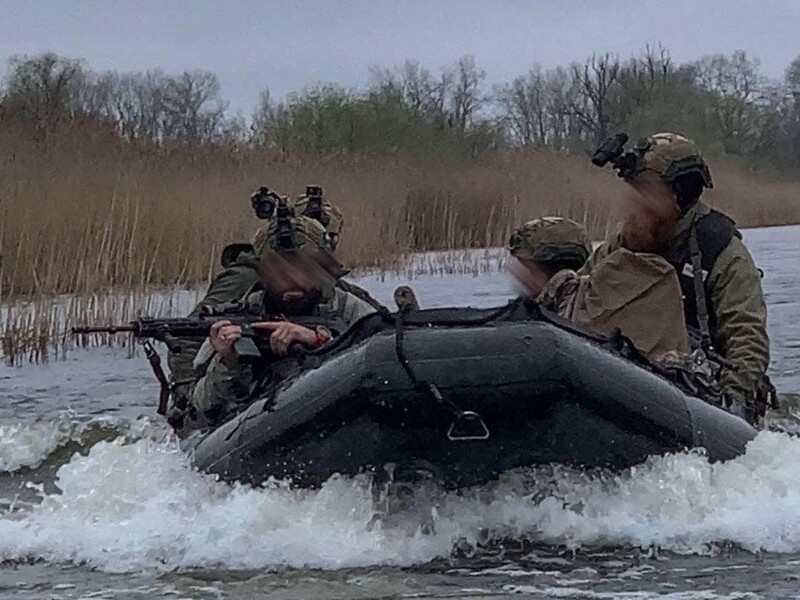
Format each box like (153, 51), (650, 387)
(447, 411), (490, 441)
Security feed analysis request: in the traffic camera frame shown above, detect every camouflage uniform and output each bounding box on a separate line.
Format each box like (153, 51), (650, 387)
(167, 250), (262, 411)
(507, 216), (590, 309)
(585, 132), (770, 414)
(189, 215), (376, 420)
(167, 192), (383, 411)
(513, 218), (689, 359)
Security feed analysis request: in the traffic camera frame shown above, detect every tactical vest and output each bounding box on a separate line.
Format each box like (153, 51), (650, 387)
(664, 210), (741, 339)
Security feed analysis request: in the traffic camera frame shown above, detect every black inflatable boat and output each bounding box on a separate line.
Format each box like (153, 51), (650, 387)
(187, 301), (757, 488)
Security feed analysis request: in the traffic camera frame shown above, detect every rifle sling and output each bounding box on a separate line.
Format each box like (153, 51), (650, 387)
(689, 224), (712, 351)
(140, 339), (171, 415)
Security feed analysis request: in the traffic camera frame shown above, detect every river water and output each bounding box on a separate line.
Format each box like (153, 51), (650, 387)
(2, 226), (800, 600)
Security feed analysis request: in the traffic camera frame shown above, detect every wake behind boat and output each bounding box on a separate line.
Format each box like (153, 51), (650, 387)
(186, 301), (757, 488)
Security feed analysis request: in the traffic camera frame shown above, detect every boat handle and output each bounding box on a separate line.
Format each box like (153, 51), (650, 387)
(447, 411), (490, 441)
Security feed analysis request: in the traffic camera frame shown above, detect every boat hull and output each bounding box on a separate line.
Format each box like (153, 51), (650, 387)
(188, 314), (756, 488)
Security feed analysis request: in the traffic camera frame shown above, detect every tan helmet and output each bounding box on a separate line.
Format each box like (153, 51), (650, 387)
(252, 214), (333, 257)
(633, 132), (713, 188)
(291, 195), (344, 247)
(508, 216), (590, 267)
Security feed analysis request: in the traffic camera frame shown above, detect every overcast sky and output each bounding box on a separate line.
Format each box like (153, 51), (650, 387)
(1, 0), (798, 114)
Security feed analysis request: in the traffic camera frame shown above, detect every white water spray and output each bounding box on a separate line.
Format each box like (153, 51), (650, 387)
(2, 428), (800, 573)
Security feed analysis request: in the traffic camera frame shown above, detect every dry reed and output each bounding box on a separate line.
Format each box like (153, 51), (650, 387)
(3, 122), (800, 363)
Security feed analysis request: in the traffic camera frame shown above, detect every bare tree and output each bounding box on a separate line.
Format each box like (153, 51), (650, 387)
(494, 64), (584, 150)
(638, 43), (672, 89)
(788, 56), (800, 101)
(369, 59), (451, 124)
(251, 89), (297, 155)
(690, 51), (763, 153)
(114, 72), (155, 141)
(542, 67), (580, 150)
(76, 70), (114, 121)
(784, 56), (800, 165)
(91, 70), (168, 142)
(495, 66), (547, 146)
(161, 70), (227, 143)
(693, 51), (760, 103)
(251, 88), (283, 147)
(1, 53), (86, 129)
(618, 44), (672, 103)
(447, 55), (485, 131)
(569, 53), (621, 142)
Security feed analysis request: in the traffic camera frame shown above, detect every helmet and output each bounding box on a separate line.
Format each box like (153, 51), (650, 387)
(291, 195), (344, 246)
(508, 217), (590, 266)
(252, 214), (333, 256)
(632, 132), (713, 188)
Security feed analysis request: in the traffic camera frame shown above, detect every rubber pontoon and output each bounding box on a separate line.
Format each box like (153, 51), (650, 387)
(187, 301), (757, 488)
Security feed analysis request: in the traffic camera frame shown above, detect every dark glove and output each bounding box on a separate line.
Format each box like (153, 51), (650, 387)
(723, 388), (763, 427)
(165, 406), (186, 430)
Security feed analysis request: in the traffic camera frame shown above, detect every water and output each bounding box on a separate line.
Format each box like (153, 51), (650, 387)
(2, 230), (800, 599)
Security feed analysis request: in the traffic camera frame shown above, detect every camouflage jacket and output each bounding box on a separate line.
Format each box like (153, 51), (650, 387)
(167, 254), (262, 410)
(167, 252), (383, 410)
(540, 249), (689, 361)
(189, 286), (377, 417)
(583, 201), (770, 405)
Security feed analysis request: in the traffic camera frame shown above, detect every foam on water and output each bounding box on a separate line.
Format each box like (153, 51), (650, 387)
(3, 427), (800, 574)
(0, 421), (85, 473)
(499, 587), (761, 599)
(0, 417), (157, 473)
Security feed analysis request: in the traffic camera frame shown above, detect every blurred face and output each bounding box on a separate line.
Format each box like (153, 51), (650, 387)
(620, 178), (681, 252)
(508, 256), (551, 297)
(259, 252), (332, 314)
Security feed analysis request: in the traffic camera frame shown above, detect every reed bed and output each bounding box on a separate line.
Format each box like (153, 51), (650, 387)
(1, 250), (510, 365)
(1, 286), (202, 365)
(3, 123), (800, 363)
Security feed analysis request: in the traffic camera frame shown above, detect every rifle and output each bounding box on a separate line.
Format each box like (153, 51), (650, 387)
(72, 302), (348, 415)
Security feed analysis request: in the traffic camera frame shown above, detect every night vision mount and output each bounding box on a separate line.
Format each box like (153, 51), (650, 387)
(591, 132), (649, 180)
(250, 186), (284, 220)
(273, 197), (297, 250)
(299, 185), (330, 228)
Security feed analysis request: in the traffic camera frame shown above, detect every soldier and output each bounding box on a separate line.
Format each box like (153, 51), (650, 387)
(291, 190), (381, 307)
(189, 214), (377, 422)
(167, 187), (382, 414)
(588, 132), (771, 421)
(506, 216), (591, 304)
(508, 216), (689, 361)
(292, 189), (344, 250)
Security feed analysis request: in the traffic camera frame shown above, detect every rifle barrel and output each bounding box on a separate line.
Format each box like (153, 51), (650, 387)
(71, 325), (137, 335)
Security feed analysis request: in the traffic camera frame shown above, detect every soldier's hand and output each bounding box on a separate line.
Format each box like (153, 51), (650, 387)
(252, 321), (318, 356)
(209, 320), (243, 359)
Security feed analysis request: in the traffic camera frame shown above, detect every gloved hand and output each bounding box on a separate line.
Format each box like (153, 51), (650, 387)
(723, 387), (762, 427)
(165, 406), (186, 430)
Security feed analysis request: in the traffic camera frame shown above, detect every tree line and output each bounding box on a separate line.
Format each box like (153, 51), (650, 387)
(2, 45), (800, 169)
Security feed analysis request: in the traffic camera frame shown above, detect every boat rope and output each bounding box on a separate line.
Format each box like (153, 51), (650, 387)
(393, 308), (490, 441)
(393, 308), (452, 410)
